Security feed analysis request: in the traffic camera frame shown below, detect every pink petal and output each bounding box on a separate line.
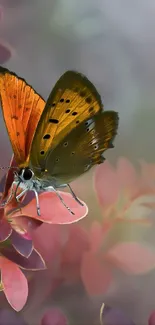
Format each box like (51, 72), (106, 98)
(0, 41), (13, 64)
(10, 215), (42, 237)
(81, 252), (112, 296)
(140, 161), (155, 182)
(11, 192), (88, 224)
(0, 256), (28, 311)
(62, 224), (90, 264)
(33, 224), (66, 266)
(148, 310), (155, 325)
(0, 218), (12, 241)
(10, 230), (33, 257)
(41, 308), (68, 325)
(89, 221), (103, 253)
(1, 246), (46, 270)
(116, 157), (138, 190)
(105, 242), (155, 274)
(94, 161), (119, 207)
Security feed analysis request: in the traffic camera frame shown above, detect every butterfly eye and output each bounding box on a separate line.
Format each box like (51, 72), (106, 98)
(72, 112), (78, 116)
(63, 142), (68, 147)
(86, 128), (89, 132)
(21, 168), (34, 181)
(66, 99), (70, 103)
(89, 107), (94, 112)
(55, 158), (60, 162)
(65, 109), (70, 113)
(60, 98), (64, 102)
(40, 151), (45, 155)
(52, 103), (56, 107)
(71, 151), (75, 155)
(76, 120), (80, 124)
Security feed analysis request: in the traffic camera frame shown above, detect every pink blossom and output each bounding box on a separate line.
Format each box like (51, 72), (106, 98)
(0, 156), (88, 311)
(78, 158), (155, 296)
(94, 157), (155, 224)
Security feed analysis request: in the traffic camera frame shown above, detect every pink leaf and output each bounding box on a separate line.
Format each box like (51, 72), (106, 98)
(0, 257), (28, 311)
(32, 224), (63, 266)
(81, 252), (112, 296)
(9, 215), (42, 237)
(0, 41), (13, 64)
(89, 221), (103, 252)
(116, 157), (138, 190)
(148, 310), (155, 325)
(0, 218), (12, 241)
(10, 192), (88, 224)
(10, 230), (33, 257)
(41, 308), (68, 325)
(105, 242), (155, 274)
(62, 225), (89, 264)
(1, 246), (46, 270)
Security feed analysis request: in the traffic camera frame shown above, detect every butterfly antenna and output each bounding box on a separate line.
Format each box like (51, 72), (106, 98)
(67, 184), (84, 206)
(0, 166), (18, 170)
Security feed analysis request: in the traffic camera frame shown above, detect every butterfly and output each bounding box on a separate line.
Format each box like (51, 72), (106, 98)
(0, 67), (119, 215)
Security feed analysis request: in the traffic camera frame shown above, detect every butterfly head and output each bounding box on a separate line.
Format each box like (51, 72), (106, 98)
(18, 167), (34, 182)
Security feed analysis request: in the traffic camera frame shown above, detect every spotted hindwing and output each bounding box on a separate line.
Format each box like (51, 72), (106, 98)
(30, 71), (103, 173)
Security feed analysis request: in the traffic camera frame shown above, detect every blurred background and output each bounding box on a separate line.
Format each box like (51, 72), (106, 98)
(1, 1), (155, 324)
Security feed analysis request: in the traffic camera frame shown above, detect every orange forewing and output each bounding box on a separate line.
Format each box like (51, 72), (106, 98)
(0, 67), (45, 167)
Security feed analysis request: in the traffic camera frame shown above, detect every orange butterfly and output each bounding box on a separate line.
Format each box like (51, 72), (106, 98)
(0, 67), (119, 215)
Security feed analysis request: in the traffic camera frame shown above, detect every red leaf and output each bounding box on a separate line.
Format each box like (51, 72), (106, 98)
(81, 252), (112, 296)
(10, 192), (88, 224)
(0, 257), (28, 311)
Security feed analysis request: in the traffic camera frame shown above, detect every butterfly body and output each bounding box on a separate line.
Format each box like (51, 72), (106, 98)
(0, 67), (119, 215)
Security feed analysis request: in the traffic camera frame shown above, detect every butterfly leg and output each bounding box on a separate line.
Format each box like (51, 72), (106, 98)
(45, 186), (75, 215)
(16, 188), (28, 201)
(32, 189), (41, 216)
(0, 181), (16, 207)
(67, 184), (84, 206)
(14, 181), (22, 202)
(16, 187), (41, 216)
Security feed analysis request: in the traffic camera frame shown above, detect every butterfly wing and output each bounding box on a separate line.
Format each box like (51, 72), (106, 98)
(0, 66), (45, 167)
(33, 110), (119, 186)
(30, 71), (103, 171)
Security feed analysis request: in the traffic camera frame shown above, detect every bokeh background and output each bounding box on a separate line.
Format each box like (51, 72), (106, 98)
(1, 1), (155, 324)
